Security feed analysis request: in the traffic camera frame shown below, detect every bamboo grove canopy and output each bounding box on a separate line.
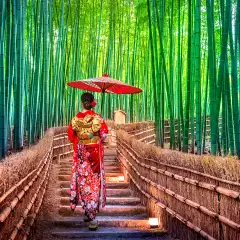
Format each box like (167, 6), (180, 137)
(0, 0), (240, 159)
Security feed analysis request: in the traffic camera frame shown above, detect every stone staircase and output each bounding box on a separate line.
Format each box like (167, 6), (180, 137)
(50, 148), (169, 239)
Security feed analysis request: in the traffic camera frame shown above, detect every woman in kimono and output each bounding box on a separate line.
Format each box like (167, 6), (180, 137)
(68, 92), (108, 230)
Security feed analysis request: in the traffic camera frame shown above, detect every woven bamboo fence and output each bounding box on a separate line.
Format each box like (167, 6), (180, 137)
(126, 122), (156, 144)
(116, 127), (240, 240)
(5, 120), (230, 240)
(49, 119), (217, 150)
(112, 119), (218, 145)
(0, 127), (68, 240)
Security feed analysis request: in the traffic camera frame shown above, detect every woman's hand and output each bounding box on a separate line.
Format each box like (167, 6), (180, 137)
(101, 133), (108, 143)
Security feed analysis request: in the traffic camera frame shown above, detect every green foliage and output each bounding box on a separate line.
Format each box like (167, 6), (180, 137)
(0, 0), (240, 158)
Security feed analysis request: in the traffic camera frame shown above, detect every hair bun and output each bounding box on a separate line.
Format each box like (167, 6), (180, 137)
(81, 92), (95, 110)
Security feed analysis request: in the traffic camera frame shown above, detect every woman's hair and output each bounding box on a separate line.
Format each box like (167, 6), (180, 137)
(81, 92), (94, 110)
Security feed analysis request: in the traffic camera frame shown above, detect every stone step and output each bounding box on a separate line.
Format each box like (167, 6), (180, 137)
(59, 158), (118, 165)
(59, 167), (121, 174)
(59, 157), (118, 165)
(106, 182), (129, 189)
(103, 161), (119, 165)
(59, 188), (132, 197)
(107, 172), (123, 177)
(104, 156), (117, 161)
(59, 169), (121, 175)
(106, 176), (126, 183)
(59, 165), (121, 171)
(104, 149), (117, 156)
(58, 164), (121, 172)
(104, 161), (120, 166)
(59, 175), (71, 181)
(59, 181), (129, 189)
(105, 167), (121, 173)
(58, 205), (147, 217)
(59, 162), (73, 168)
(103, 159), (118, 163)
(56, 150), (116, 158)
(103, 156), (119, 162)
(51, 226), (166, 239)
(60, 197), (141, 206)
(106, 197), (140, 205)
(52, 237), (169, 240)
(104, 165), (121, 171)
(59, 173), (123, 181)
(53, 215), (148, 228)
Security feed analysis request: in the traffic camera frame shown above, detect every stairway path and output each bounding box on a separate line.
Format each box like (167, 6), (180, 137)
(37, 147), (173, 239)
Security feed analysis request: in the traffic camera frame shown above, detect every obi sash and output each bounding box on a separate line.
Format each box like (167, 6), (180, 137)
(71, 114), (102, 144)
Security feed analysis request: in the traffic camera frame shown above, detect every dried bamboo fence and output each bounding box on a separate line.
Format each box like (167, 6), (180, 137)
(43, 119), (217, 156)
(126, 122), (156, 144)
(0, 120), (231, 240)
(116, 127), (240, 240)
(0, 127), (67, 240)
(113, 118), (219, 145)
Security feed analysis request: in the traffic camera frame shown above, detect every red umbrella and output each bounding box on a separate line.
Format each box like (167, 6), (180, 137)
(67, 74), (142, 94)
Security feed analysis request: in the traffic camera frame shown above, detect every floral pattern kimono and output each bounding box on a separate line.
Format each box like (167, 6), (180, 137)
(68, 110), (108, 220)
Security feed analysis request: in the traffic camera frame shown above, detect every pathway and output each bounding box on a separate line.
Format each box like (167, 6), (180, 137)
(36, 147), (174, 239)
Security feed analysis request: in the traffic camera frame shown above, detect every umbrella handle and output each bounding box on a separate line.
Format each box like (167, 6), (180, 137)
(101, 92), (105, 115)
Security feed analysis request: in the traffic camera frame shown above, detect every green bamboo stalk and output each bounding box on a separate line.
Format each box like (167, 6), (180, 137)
(155, 0), (175, 149)
(202, 58), (209, 153)
(229, 0), (240, 157)
(0, 0), (6, 158)
(222, 62), (227, 155)
(14, 0), (24, 150)
(195, 0), (202, 154)
(206, 0), (217, 155)
(30, 0), (43, 142)
(225, 61), (234, 155)
(147, 0), (159, 144)
(190, 29), (195, 153)
(183, 0), (192, 153)
(94, 0), (103, 75)
(21, 0), (26, 139)
(213, 0), (231, 155)
(8, 0), (17, 149)
(4, 0), (11, 154)
(42, 0), (49, 130)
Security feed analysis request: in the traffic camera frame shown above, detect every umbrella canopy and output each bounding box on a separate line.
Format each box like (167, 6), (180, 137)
(67, 74), (142, 94)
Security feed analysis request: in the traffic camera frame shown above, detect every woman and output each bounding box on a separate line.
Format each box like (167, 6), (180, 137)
(68, 92), (108, 230)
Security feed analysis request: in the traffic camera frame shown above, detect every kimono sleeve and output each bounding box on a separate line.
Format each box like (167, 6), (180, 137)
(100, 120), (108, 140)
(68, 121), (76, 143)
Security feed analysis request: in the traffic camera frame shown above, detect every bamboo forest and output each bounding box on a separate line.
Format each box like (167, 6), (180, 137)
(0, 0), (240, 159)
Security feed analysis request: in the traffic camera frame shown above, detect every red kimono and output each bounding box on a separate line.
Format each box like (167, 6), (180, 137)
(68, 110), (108, 220)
